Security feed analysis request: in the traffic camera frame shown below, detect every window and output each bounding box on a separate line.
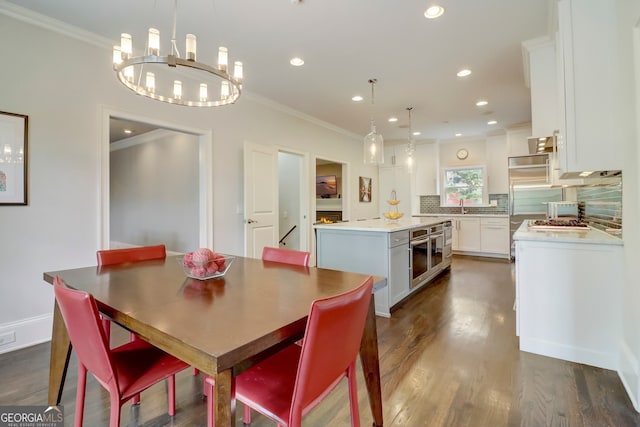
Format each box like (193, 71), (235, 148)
(441, 165), (487, 206)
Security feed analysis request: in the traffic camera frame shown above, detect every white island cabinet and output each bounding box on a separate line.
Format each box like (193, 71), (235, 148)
(315, 217), (448, 317)
(514, 222), (623, 370)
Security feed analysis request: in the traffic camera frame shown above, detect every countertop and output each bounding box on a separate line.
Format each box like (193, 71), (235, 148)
(513, 220), (623, 245)
(313, 217), (448, 233)
(414, 213), (508, 218)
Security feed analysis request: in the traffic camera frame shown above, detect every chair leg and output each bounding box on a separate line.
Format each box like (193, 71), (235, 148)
(168, 375), (176, 416)
(205, 377), (215, 427)
(74, 364), (87, 427)
(101, 317), (111, 341)
(347, 363), (361, 427)
(243, 404), (252, 425)
(193, 367), (200, 375)
(109, 394), (121, 427)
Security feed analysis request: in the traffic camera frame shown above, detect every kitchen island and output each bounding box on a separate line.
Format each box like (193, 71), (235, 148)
(315, 217), (451, 317)
(513, 220), (623, 369)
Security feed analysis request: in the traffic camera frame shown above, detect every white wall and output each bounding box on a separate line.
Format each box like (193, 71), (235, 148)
(110, 130), (199, 253)
(0, 12), (379, 353)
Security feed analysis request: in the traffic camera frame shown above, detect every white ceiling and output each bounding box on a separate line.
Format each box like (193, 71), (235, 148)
(5, 0), (551, 143)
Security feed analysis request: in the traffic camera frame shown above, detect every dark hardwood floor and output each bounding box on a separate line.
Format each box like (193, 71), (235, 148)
(1, 256), (639, 426)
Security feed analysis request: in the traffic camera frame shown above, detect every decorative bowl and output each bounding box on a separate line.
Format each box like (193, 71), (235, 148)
(383, 212), (404, 220)
(178, 254), (234, 280)
(387, 199), (401, 206)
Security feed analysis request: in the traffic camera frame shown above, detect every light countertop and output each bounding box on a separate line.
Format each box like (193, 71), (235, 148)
(313, 217), (448, 233)
(513, 220), (623, 245)
(414, 213), (508, 218)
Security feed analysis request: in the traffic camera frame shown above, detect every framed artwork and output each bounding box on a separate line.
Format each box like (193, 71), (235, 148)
(359, 176), (372, 203)
(0, 111), (28, 205)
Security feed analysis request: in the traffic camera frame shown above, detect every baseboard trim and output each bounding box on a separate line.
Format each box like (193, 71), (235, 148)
(0, 314), (52, 355)
(520, 336), (617, 371)
(619, 339), (640, 412)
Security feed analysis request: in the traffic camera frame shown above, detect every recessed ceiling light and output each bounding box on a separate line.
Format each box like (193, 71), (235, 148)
(289, 57), (304, 66)
(124, 129), (132, 134)
(457, 69), (472, 77)
(424, 5), (445, 19)
(487, 120), (497, 125)
(476, 100), (488, 107)
(412, 131), (421, 136)
(455, 133), (462, 137)
(388, 117), (398, 122)
(579, 171), (594, 177)
(352, 95), (363, 102)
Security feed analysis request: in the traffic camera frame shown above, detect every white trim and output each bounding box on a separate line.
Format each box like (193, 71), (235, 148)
(110, 129), (179, 152)
(99, 106), (214, 250)
(0, 315), (52, 355)
(619, 339), (640, 412)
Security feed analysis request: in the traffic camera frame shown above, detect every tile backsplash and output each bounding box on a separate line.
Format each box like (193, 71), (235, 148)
(420, 194), (508, 215)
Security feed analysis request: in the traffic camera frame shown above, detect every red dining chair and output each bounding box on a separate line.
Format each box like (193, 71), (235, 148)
(204, 275), (374, 427)
(261, 246), (310, 267)
(53, 276), (189, 427)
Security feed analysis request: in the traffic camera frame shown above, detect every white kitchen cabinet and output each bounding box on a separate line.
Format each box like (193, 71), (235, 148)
(452, 217), (481, 252)
(556, 0), (622, 174)
(388, 231), (411, 306)
(414, 143), (438, 195)
(485, 134), (508, 194)
(506, 126), (532, 157)
(515, 237), (622, 369)
(523, 37), (558, 138)
(480, 217), (509, 257)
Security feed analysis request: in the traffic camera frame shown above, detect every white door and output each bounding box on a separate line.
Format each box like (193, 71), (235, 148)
(244, 142), (278, 258)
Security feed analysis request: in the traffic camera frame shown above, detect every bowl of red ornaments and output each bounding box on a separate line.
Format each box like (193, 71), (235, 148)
(179, 248), (234, 280)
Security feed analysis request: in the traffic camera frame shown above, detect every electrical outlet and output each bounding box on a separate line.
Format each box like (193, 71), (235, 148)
(0, 331), (16, 346)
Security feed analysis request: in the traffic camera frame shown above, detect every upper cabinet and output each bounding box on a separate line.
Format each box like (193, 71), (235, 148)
(414, 143), (438, 196)
(485, 134), (508, 194)
(523, 37), (558, 138)
(556, 0), (622, 174)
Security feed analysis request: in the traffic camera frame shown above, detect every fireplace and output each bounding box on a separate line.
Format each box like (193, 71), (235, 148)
(316, 210), (342, 222)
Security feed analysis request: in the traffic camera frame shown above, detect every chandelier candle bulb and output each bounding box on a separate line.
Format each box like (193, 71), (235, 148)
(199, 83), (208, 102)
(145, 72), (155, 93)
(173, 80), (182, 99)
(186, 34), (196, 61)
(124, 65), (134, 83)
(112, 46), (122, 67)
(233, 61), (243, 82)
(218, 47), (228, 73)
(120, 33), (132, 59)
(220, 81), (230, 100)
(147, 28), (160, 56)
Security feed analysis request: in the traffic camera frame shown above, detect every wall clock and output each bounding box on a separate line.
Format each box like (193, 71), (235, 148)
(457, 148), (469, 160)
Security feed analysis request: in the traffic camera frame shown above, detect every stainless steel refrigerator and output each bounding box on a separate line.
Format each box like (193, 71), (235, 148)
(508, 154), (563, 257)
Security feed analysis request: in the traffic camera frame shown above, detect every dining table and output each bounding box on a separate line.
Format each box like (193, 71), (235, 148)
(43, 255), (384, 427)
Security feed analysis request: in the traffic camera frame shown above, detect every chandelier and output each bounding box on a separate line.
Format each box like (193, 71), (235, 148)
(406, 107), (416, 173)
(112, 0), (243, 107)
(363, 79), (384, 165)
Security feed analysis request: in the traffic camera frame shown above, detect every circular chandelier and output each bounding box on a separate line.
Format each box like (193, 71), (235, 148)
(112, 0), (243, 107)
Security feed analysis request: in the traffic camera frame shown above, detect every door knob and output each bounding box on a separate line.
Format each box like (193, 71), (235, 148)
(247, 219), (258, 224)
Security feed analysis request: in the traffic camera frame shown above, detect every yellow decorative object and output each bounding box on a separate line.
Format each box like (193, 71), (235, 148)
(384, 191), (403, 222)
(383, 211), (404, 220)
(387, 199), (400, 205)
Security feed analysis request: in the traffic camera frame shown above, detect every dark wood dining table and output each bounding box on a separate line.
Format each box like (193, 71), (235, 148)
(43, 255), (384, 427)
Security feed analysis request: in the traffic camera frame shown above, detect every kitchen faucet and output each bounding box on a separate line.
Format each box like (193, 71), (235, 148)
(460, 199), (467, 214)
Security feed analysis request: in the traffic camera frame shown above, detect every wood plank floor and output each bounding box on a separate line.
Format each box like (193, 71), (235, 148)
(1, 256), (639, 426)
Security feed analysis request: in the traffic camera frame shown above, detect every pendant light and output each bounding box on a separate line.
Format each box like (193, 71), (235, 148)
(363, 79), (384, 165)
(406, 107), (416, 174)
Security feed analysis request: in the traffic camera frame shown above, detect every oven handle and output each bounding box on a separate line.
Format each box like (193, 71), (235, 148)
(410, 237), (429, 247)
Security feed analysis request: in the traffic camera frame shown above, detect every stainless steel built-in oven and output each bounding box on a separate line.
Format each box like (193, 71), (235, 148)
(410, 227), (430, 288)
(429, 224), (444, 272)
(442, 220), (453, 268)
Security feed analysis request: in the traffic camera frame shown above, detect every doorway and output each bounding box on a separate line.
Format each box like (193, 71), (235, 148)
(100, 108), (213, 251)
(315, 158), (349, 222)
(278, 151), (306, 250)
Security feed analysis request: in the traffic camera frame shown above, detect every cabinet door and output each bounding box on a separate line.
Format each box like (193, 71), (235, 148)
(454, 218), (481, 252)
(556, 0), (621, 174)
(480, 218), (509, 255)
(389, 243), (410, 306)
(415, 143), (438, 195)
(524, 37), (558, 137)
(485, 135), (508, 194)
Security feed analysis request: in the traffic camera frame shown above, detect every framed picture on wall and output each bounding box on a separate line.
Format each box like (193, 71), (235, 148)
(359, 176), (372, 203)
(0, 111), (28, 205)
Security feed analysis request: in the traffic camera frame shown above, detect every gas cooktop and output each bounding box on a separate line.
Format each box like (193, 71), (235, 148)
(529, 219), (589, 230)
